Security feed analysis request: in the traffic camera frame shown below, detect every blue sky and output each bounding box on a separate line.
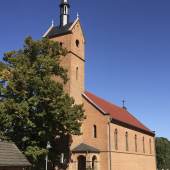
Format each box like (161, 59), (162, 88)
(0, 0), (170, 139)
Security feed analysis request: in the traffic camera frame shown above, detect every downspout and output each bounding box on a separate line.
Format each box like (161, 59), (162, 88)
(153, 134), (158, 170)
(108, 116), (112, 170)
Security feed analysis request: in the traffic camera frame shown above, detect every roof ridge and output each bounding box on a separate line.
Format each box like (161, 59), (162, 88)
(84, 91), (154, 136)
(82, 93), (108, 114)
(122, 106), (152, 132)
(85, 91), (124, 111)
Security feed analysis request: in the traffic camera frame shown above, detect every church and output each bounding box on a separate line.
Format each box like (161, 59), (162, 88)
(43, 0), (157, 170)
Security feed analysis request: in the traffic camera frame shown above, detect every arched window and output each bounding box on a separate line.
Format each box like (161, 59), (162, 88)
(149, 139), (152, 154)
(135, 135), (137, 152)
(114, 129), (118, 150)
(64, 6), (67, 14)
(143, 137), (145, 153)
(125, 132), (129, 151)
(93, 125), (97, 138)
(76, 67), (79, 80)
(92, 155), (97, 170)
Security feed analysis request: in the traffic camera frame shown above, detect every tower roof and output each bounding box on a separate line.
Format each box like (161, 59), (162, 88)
(43, 17), (80, 38)
(43, 22), (73, 38)
(43, 0), (79, 37)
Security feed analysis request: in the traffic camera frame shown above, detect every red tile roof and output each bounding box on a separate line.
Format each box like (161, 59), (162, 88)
(84, 91), (154, 136)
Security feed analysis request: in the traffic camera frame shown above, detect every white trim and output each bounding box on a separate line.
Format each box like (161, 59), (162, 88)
(77, 12), (79, 19)
(69, 18), (79, 31)
(62, 15), (68, 26)
(82, 93), (108, 115)
(42, 22), (54, 38)
(69, 18), (85, 43)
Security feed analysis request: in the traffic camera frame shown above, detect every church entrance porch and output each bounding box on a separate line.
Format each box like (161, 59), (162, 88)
(71, 143), (100, 170)
(73, 153), (99, 170)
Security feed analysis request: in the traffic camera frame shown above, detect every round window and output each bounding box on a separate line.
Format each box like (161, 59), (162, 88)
(76, 39), (80, 47)
(60, 42), (63, 47)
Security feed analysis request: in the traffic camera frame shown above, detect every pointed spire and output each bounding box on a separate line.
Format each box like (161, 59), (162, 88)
(51, 19), (54, 27)
(59, 0), (70, 27)
(77, 12), (79, 19)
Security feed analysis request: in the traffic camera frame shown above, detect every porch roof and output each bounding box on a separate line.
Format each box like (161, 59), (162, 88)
(72, 143), (100, 153)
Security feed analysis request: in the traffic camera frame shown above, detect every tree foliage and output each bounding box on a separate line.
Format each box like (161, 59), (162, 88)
(156, 137), (170, 169)
(0, 37), (85, 169)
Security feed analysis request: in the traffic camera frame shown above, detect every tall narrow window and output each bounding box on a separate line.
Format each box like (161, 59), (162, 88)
(92, 156), (97, 170)
(93, 125), (97, 138)
(64, 6), (67, 14)
(125, 132), (129, 151)
(76, 67), (79, 80)
(114, 129), (118, 150)
(135, 135), (137, 152)
(143, 137), (145, 153)
(149, 139), (152, 154)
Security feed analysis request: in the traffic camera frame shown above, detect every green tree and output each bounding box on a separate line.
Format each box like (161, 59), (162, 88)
(0, 37), (85, 170)
(156, 137), (170, 169)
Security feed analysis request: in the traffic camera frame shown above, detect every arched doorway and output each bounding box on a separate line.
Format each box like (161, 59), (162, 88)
(78, 155), (86, 170)
(92, 155), (97, 170)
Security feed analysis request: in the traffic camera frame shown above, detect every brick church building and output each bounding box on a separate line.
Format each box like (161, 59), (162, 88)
(43, 0), (157, 170)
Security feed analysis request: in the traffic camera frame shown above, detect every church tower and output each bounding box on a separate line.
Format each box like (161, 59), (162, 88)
(43, 0), (85, 104)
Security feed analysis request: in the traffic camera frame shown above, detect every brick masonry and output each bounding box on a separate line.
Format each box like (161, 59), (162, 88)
(51, 19), (157, 170)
